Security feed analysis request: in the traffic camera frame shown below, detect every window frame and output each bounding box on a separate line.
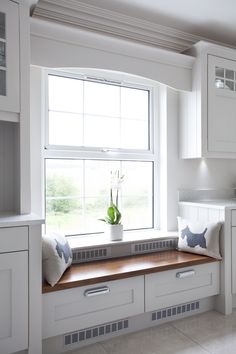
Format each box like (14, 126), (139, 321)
(43, 68), (160, 236)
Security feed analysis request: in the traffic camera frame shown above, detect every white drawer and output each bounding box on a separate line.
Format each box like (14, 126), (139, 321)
(42, 275), (144, 338)
(145, 262), (219, 312)
(232, 210), (236, 226)
(0, 227), (28, 253)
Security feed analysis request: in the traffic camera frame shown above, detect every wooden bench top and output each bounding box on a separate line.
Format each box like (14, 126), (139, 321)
(42, 250), (218, 293)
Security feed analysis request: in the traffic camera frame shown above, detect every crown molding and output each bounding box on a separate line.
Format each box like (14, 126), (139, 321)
(32, 0), (202, 52)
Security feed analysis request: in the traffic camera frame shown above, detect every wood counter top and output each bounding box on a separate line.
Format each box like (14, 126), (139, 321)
(42, 250), (218, 293)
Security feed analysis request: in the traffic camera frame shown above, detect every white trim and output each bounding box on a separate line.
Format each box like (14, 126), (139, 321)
(30, 18), (195, 70)
(32, 0), (202, 53)
(30, 18), (194, 91)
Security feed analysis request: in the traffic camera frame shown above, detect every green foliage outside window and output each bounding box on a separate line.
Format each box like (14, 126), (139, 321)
(46, 175), (80, 214)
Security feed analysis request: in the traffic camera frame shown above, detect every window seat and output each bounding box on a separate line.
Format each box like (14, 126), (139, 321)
(42, 250), (218, 293)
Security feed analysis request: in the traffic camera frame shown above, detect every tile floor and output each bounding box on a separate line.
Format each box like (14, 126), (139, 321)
(70, 310), (236, 354)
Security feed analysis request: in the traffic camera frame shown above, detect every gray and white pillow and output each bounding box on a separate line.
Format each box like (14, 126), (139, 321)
(177, 217), (222, 260)
(42, 232), (72, 286)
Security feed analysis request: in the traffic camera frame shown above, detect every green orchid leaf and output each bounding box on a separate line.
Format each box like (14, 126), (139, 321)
(107, 206), (115, 222)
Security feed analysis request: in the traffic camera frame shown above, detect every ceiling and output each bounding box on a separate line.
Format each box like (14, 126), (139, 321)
(77, 0), (236, 46)
(32, 0), (236, 51)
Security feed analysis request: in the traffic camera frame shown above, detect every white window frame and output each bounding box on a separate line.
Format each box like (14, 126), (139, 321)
(43, 68), (160, 235)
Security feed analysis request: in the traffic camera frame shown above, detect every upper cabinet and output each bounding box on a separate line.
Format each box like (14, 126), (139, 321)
(179, 41), (236, 158)
(0, 0), (19, 115)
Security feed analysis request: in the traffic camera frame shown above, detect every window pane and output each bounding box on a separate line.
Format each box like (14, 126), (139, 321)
(48, 75), (83, 113)
(0, 69), (6, 96)
(49, 112), (83, 146)
(48, 74), (150, 151)
(122, 161), (153, 229)
(0, 42), (6, 67)
(121, 87), (149, 120)
(0, 13), (5, 39)
(121, 119), (148, 150)
(46, 159), (83, 235)
(45, 159), (153, 235)
(84, 115), (120, 148)
(84, 81), (120, 117)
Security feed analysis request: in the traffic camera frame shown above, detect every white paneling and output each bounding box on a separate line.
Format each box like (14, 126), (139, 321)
(197, 207), (209, 222)
(208, 208), (222, 222)
(0, 121), (19, 212)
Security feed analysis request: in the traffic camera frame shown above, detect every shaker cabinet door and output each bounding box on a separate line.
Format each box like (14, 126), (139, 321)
(0, 251), (28, 354)
(208, 55), (236, 153)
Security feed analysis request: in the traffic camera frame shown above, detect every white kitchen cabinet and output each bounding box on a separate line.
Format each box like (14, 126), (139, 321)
(0, 217), (43, 354)
(0, 0), (19, 114)
(0, 251), (28, 354)
(180, 41), (236, 158)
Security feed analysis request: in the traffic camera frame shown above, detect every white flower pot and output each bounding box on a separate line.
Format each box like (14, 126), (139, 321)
(106, 224), (123, 241)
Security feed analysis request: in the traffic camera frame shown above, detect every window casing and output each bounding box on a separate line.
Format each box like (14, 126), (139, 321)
(44, 69), (159, 236)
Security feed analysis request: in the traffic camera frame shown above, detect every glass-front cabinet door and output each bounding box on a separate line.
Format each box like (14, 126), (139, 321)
(0, 1), (19, 114)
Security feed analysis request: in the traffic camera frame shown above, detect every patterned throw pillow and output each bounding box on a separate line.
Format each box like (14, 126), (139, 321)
(177, 217), (222, 260)
(42, 232), (73, 286)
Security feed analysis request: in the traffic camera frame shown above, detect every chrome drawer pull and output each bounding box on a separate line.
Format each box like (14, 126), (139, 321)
(84, 286), (110, 297)
(176, 270), (195, 279)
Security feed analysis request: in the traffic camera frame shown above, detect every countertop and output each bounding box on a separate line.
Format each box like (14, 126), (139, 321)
(0, 213), (44, 227)
(179, 199), (236, 209)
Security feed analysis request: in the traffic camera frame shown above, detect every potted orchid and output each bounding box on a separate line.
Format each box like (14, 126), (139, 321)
(99, 170), (124, 241)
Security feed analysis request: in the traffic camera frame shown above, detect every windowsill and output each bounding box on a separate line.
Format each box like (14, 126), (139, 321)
(67, 229), (178, 250)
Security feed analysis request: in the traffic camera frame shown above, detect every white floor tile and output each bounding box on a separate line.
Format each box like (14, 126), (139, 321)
(100, 324), (209, 354)
(69, 343), (107, 354)
(172, 310), (236, 354)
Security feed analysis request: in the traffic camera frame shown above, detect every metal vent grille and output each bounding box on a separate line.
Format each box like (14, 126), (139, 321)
(131, 238), (177, 254)
(151, 301), (200, 321)
(64, 319), (129, 346)
(72, 247), (111, 263)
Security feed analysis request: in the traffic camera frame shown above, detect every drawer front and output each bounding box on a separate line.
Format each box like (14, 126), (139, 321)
(232, 210), (236, 226)
(145, 262), (219, 312)
(0, 227), (28, 253)
(43, 275), (144, 338)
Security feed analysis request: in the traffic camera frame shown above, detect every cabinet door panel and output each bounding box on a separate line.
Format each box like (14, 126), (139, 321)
(208, 55), (236, 152)
(0, 251), (28, 354)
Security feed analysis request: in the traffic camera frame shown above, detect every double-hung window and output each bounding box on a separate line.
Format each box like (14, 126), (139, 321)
(44, 70), (158, 236)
